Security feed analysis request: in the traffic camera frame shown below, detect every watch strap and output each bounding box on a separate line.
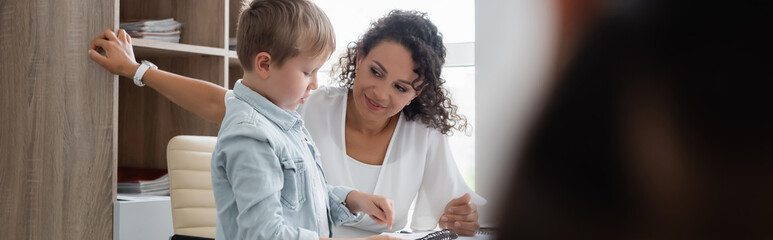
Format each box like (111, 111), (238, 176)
(133, 63), (151, 87)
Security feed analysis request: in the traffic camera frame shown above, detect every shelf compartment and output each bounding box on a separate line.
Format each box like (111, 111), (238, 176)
(118, 55), (224, 169)
(121, 0), (225, 48)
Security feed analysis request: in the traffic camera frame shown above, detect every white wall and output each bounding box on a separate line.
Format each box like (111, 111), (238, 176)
(475, 0), (557, 226)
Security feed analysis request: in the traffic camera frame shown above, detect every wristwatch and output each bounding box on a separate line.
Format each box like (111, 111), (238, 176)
(133, 60), (158, 87)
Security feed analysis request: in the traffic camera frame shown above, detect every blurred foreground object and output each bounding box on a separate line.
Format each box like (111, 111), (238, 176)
(497, 0), (773, 239)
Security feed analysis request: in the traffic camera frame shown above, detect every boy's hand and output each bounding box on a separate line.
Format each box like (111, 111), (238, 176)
(88, 29), (140, 78)
(438, 193), (480, 236)
(345, 191), (395, 230)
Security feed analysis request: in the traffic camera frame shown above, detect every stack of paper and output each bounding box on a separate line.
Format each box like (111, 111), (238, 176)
(229, 37), (237, 50)
(117, 167), (170, 196)
(120, 18), (182, 43)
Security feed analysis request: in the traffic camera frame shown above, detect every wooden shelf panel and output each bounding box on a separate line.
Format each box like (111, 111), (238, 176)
(133, 38), (227, 58)
(229, 0), (241, 38)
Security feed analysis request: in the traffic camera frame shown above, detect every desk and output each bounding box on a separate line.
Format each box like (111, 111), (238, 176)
(113, 195), (174, 240)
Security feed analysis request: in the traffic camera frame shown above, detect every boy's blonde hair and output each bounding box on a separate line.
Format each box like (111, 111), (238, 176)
(236, 0), (335, 71)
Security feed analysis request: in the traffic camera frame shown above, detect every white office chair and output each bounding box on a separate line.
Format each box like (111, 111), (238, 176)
(167, 135), (218, 239)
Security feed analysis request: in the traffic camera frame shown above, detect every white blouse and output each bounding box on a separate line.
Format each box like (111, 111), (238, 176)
(297, 86), (486, 237)
(345, 155), (381, 195)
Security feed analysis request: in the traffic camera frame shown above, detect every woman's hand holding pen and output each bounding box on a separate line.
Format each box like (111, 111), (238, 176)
(88, 29), (140, 78)
(345, 191), (395, 230)
(438, 193), (480, 236)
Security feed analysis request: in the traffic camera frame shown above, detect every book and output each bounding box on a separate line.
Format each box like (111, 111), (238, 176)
(131, 35), (181, 43)
(120, 18), (182, 43)
(229, 37), (237, 50)
(117, 167), (169, 196)
(120, 18), (182, 32)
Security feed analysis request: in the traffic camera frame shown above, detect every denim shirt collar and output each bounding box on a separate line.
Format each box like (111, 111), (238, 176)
(233, 79), (303, 131)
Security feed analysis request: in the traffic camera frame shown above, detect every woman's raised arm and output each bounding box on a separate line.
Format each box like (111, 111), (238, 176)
(88, 28), (227, 124)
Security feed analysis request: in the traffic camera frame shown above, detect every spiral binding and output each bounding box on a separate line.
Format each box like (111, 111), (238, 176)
(415, 229), (458, 240)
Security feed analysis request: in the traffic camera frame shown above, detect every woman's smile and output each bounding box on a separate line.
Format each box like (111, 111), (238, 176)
(365, 95), (385, 111)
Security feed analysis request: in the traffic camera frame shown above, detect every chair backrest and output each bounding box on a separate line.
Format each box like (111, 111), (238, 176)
(167, 135), (217, 238)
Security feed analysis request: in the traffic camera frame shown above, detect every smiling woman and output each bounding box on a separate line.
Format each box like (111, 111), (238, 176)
(296, 10), (485, 237)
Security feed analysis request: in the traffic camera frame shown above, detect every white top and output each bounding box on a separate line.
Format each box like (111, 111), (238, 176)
(345, 155), (381, 195)
(297, 86), (486, 237)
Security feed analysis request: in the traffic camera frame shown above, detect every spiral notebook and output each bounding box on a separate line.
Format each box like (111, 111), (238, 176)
(381, 228), (495, 240)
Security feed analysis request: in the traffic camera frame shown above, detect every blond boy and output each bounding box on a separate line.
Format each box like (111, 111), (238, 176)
(211, 0), (395, 239)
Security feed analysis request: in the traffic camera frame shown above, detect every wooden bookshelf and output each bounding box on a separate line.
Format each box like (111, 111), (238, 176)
(117, 0), (245, 172)
(114, 1), (247, 238)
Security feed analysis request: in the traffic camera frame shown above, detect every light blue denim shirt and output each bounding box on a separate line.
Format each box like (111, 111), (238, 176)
(211, 80), (359, 240)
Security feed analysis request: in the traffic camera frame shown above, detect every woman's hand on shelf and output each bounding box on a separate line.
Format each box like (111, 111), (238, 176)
(89, 29), (140, 78)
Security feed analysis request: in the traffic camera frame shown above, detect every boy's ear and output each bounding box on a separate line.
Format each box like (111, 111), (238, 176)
(253, 52), (271, 79)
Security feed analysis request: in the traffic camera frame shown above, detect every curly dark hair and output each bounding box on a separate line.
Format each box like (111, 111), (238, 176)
(333, 10), (469, 135)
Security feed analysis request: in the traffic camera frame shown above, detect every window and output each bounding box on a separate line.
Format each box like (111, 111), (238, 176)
(316, 0), (477, 188)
